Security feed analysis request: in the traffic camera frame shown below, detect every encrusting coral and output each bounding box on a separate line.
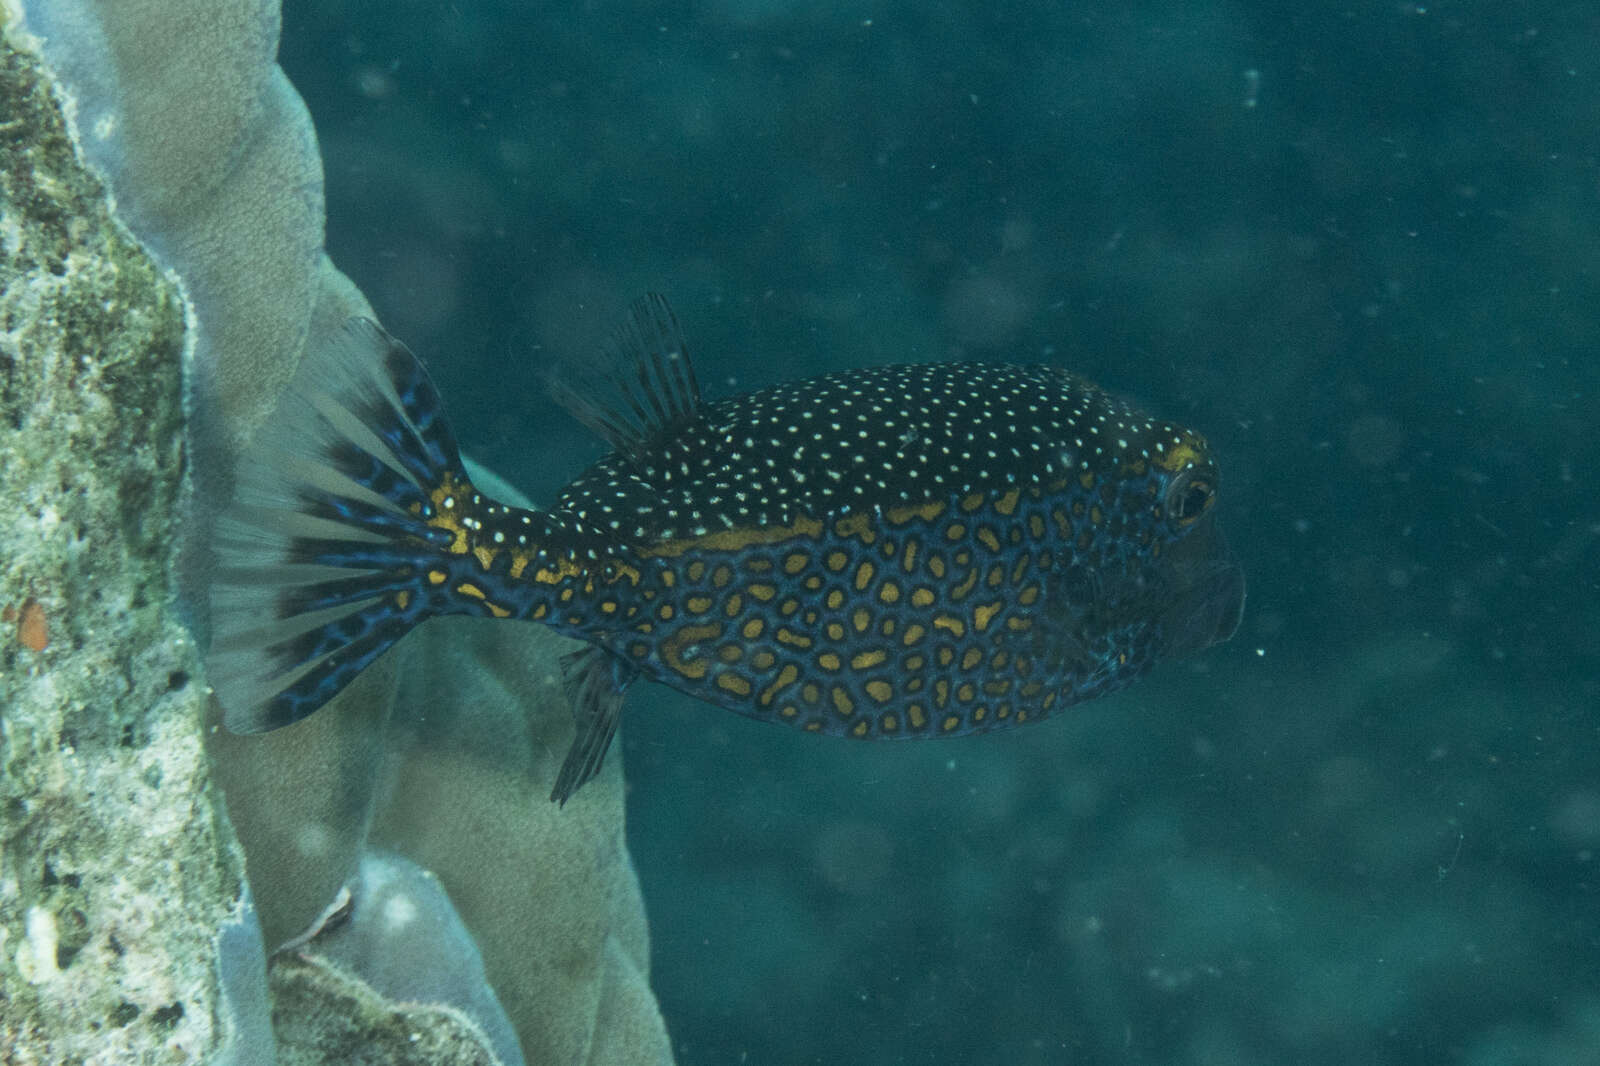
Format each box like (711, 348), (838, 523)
(0, 23), (250, 1061)
(2, 2), (672, 1062)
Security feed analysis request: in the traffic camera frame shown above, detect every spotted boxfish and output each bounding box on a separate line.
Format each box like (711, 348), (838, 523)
(206, 295), (1244, 804)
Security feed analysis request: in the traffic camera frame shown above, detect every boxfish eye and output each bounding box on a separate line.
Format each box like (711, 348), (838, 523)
(1164, 468), (1216, 528)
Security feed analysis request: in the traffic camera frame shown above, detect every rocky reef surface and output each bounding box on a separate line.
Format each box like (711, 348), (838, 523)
(1, 8), (671, 1063)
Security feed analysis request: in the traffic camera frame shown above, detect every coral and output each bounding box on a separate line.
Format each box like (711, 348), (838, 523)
(19, 0), (329, 447)
(4, 2), (673, 1062)
(0, 22), (247, 1063)
(377, 614), (668, 1065)
(295, 850), (523, 1066)
(269, 953), (502, 1066)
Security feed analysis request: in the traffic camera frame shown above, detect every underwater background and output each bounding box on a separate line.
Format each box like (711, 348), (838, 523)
(279, 2), (1599, 1064)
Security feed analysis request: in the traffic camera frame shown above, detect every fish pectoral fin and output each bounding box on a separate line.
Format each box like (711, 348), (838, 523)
(550, 645), (637, 806)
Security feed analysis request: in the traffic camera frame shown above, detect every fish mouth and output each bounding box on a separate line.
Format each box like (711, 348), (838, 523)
(1157, 516), (1245, 658)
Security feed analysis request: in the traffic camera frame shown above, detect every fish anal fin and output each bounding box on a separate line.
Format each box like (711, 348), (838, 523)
(550, 645), (637, 805)
(548, 293), (702, 464)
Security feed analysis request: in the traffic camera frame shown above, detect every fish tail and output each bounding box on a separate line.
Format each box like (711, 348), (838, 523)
(205, 317), (472, 733)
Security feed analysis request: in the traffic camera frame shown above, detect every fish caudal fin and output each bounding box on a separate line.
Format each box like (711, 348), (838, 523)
(206, 317), (467, 733)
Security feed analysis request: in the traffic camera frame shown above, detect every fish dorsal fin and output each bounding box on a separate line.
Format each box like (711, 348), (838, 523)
(549, 293), (703, 464)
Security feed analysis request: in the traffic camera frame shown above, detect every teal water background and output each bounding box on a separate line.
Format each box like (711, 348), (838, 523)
(281, 2), (1600, 1063)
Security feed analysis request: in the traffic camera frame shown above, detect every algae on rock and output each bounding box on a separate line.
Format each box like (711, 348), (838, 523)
(0, 27), (239, 1063)
(4, 1), (674, 1061)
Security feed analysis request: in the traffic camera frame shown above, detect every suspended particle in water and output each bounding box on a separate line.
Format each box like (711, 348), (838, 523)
(1242, 68), (1261, 109)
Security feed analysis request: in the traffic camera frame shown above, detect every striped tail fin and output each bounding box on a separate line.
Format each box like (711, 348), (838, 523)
(206, 317), (469, 733)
